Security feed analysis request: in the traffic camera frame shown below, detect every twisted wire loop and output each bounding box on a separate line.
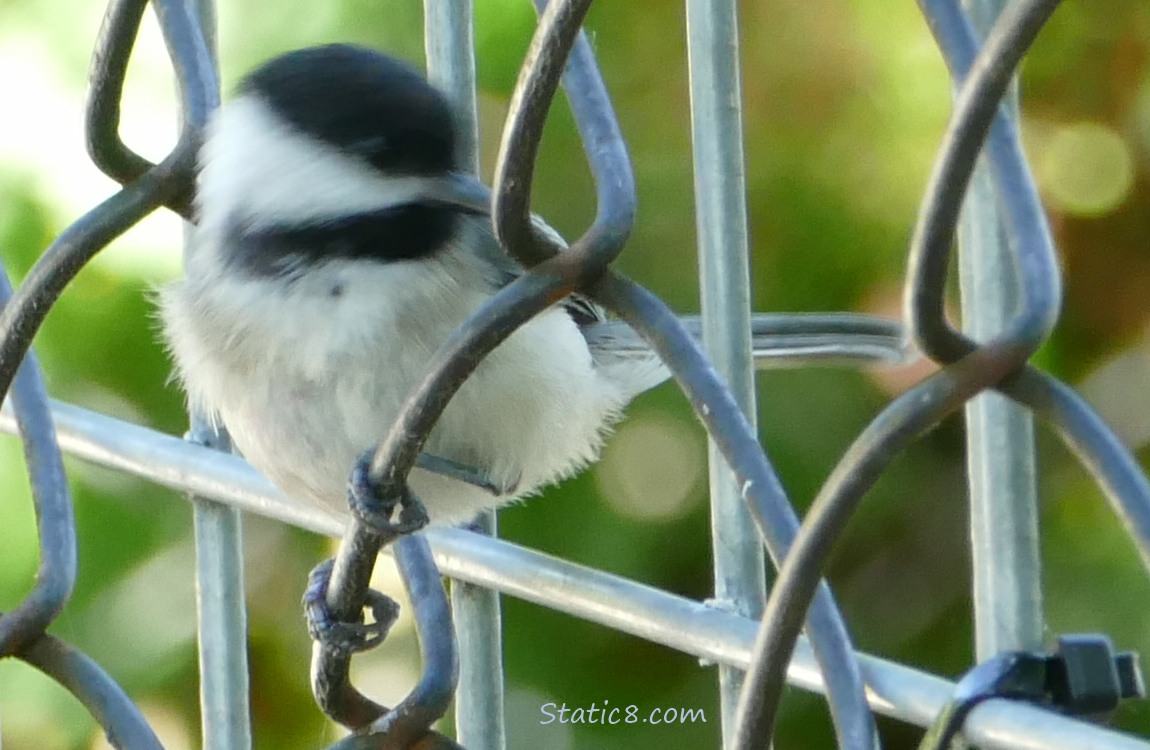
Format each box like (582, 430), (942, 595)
(730, 0), (1150, 746)
(0, 0), (216, 410)
(500, 2), (876, 746)
(317, 0), (879, 746)
(917, 0), (1150, 570)
(310, 0), (613, 742)
(0, 0), (214, 747)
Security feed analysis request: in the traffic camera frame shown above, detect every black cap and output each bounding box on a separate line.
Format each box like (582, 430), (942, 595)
(239, 44), (457, 176)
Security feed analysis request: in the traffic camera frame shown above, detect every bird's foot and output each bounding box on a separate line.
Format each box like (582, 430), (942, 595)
(303, 558), (400, 656)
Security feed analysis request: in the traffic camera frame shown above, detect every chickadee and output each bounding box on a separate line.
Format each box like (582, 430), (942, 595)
(160, 44), (903, 526)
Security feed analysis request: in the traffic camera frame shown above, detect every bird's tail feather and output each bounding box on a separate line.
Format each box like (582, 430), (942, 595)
(586, 312), (911, 401)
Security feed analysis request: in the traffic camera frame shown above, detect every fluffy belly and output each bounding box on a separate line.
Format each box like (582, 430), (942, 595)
(220, 369), (523, 526)
(184, 303), (623, 526)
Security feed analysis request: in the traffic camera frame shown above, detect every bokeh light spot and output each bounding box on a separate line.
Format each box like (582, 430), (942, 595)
(595, 413), (704, 522)
(1037, 121), (1134, 217)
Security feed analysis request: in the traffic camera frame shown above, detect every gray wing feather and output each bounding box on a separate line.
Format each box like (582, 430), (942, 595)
(582, 313), (910, 370)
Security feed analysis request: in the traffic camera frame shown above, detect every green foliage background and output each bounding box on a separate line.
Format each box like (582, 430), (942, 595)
(2, 1), (1150, 748)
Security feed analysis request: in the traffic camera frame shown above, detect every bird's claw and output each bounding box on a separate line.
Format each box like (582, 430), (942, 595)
(349, 456), (431, 538)
(303, 558), (400, 656)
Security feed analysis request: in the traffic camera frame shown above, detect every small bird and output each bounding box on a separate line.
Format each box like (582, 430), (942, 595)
(159, 44), (903, 527)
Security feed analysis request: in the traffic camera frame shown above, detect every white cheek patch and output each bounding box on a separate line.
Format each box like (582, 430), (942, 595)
(196, 96), (435, 231)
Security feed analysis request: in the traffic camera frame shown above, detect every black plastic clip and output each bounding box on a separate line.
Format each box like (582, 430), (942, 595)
(918, 634), (1144, 750)
(1046, 634), (1144, 715)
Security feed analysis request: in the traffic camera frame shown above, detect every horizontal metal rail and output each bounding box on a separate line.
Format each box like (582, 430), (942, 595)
(2, 398), (1147, 750)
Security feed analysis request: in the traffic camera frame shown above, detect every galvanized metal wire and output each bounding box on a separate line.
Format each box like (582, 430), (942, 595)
(685, 0), (768, 741)
(1, 0), (1149, 748)
(958, 0), (1044, 664)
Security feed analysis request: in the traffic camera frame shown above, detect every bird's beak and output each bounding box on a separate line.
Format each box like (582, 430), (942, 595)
(426, 171), (492, 215)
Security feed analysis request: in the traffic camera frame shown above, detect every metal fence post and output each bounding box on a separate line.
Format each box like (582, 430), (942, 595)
(424, 3), (507, 748)
(684, 0), (767, 742)
(185, 2), (253, 746)
(958, 0), (1045, 659)
(191, 426), (253, 750)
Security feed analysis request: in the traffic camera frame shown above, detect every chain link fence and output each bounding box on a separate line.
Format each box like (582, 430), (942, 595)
(2, 0), (1150, 748)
